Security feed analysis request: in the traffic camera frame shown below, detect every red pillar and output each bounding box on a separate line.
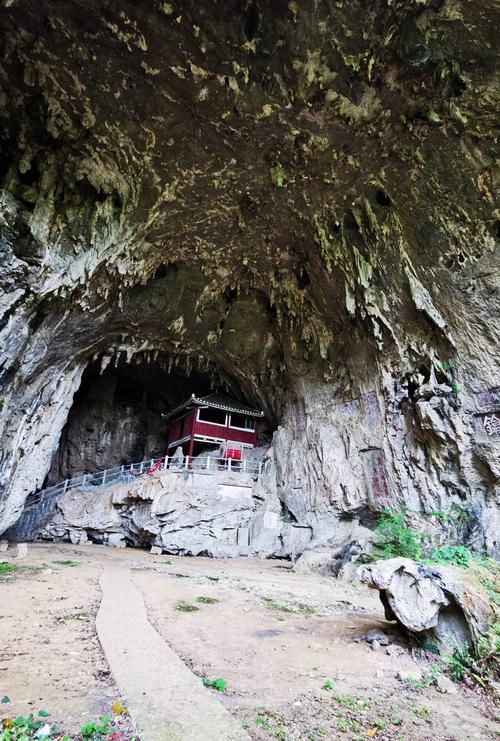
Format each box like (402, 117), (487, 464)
(187, 423), (194, 468)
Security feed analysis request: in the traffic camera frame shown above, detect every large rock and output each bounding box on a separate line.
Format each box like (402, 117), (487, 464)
(357, 558), (497, 654)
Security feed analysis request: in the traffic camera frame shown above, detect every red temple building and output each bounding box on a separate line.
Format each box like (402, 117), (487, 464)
(165, 393), (264, 461)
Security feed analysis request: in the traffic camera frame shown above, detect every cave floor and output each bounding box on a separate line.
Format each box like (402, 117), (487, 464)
(0, 543), (497, 740)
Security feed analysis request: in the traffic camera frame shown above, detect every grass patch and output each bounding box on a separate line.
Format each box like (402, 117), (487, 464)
(261, 596), (315, 615)
(52, 559), (76, 567)
(0, 562), (20, 578)
(207, 576), (219, 582)
(175, 600), (199, 612)
(202, 677), (226, 692)
(196, 596), (219, 604)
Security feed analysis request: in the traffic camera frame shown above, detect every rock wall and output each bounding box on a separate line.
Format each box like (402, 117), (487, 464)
(37, 468), (292, 558)
(0, 1), (499, 555)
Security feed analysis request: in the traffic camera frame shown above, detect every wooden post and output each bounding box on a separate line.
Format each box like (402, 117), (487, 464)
(187, 431), (194, 469)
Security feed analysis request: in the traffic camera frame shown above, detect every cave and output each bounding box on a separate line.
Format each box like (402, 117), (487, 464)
(46, 353), (274, 485)
(0, 0), (498, 559)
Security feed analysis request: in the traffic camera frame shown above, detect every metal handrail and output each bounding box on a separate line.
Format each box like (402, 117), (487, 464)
(23, 454), (265, 511)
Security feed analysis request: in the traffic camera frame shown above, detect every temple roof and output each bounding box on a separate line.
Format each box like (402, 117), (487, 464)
(164, 393), (264, 420)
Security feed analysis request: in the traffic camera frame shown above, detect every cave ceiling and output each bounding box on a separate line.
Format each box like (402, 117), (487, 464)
(0, 0), (498, 408)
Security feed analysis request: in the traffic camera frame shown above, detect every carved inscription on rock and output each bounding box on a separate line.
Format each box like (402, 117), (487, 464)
(361, 449), (391, 499)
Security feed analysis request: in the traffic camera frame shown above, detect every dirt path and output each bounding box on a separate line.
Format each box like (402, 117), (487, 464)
(97, 563), (247, 741)
(1, 543), (498, 741)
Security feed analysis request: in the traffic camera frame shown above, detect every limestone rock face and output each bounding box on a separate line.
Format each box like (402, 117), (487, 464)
(38, 470), (269, 557)
(357, 558), (497, 653)
(0, 1), (499, 553)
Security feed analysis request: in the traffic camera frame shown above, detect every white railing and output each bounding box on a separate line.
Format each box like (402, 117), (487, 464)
(22, 455), (265, 511)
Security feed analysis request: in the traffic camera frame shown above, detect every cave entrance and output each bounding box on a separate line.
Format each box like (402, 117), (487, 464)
(47, 355), (270, 486)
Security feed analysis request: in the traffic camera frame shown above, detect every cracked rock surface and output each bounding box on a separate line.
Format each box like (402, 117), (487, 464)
(0, 0), (499, 555)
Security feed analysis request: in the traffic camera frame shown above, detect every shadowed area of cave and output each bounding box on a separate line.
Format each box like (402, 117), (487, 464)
(46, 354), (274, 485)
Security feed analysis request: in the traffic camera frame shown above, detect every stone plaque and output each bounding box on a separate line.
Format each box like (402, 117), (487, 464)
(336, 398), (361, 419)
(361, 449), (390, 499)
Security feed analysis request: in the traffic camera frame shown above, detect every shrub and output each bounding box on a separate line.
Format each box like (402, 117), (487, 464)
(373, 510), (424, 559)
(429, 545), (471, 568)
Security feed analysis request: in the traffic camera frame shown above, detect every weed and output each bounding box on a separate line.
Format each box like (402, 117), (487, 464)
(373, 510), (423, 560)
(413, 706), (430, 720)
(334, 693), (357, 710)
(175, 600), (199, 612)
(322, 680), (334, 690)
(202, 677), (226, 692)
(164, 560), (172, 565)
(427, 504), (470, 526)
(255, 715), (271, 730)
(428, 545), (471, 568)
(374, 718), (385, 730)
(207, 576), (219, 582)
(1, 713), (46, 740)
(261, 596), (315, 615)
(269, 164), (286, 189)
(0, 562), (20, 580)
(80, 715), (111, 739)
(53, 559), (76, 567)
(196, 596), (219, 604)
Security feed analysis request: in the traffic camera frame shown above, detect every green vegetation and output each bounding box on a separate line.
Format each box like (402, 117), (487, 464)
(447, 639), (499, 688)
(53, 559), (76, 567)
(0, 562), (20, 579)
(429, 545), (471, 568)
(175, 600), (199, 612)
(202, 677), (226, 692)
(79, 716), (111, 740)
(373, 510), (423, 560)
(322, 679), (334, 690)
(373, 509), (473, 567)
(196, 596), (219, 604)
(269, 164), (286, 188)
(1, 713), (48, 740)
(0, 711), (116, 741)
(261, 596), (315, 615)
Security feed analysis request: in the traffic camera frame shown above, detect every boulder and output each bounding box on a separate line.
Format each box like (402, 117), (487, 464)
(108, 533), (126, 548)
(365, 628), (389, 646)
(357, 558), (496, 654)
(435, 674), (457, 694)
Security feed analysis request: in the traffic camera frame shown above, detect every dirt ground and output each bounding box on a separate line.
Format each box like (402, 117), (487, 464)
(1, 543), (498, 740)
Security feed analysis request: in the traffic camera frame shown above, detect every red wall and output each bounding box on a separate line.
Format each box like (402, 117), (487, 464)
(168, 411), (257, 447)
(193, 420), (256, 445)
